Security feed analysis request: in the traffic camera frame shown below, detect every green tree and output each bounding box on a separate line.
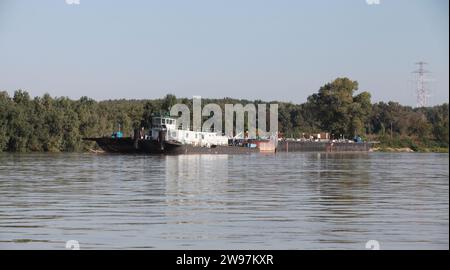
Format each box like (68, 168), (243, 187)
(0, 91), (12, 151)
(306, 78), (371, 138)
(161, 94), (177, 112)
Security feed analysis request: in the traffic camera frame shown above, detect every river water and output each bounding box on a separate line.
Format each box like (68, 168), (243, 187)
(0, 152), (448, 250)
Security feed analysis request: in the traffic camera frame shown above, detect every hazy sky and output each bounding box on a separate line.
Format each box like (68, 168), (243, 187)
(0, 0), (448, 106)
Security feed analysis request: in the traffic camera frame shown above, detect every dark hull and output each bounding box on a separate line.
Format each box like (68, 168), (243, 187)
(277, 141), (372, 152)
(84, 138), (258, 154)
(84, 138), (372, 154)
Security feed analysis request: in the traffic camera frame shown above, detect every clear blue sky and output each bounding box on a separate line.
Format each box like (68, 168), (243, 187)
(0, 0), (448, 106)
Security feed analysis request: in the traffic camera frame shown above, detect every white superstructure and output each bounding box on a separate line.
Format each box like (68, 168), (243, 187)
(150, 116), (229, 147)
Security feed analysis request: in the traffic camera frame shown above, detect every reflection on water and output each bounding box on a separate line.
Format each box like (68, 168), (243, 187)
(0, 152), (448, 249)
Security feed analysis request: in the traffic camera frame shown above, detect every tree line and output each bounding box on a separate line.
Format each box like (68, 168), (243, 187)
(0, 78), (448, 152)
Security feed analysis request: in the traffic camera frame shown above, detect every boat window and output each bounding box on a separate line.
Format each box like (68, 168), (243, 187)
(162, 119), (166, 124)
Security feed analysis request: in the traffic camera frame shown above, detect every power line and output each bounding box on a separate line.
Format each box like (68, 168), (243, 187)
(412, 61), (431, 107)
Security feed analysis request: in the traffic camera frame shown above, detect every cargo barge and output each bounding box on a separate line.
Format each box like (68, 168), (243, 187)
(84, 115), (270, 155)
(84, 115), (372, 154)
(277, 140), (372, 152)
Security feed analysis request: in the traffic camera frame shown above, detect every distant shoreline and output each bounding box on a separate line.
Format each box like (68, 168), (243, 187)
(1, 82), (448, 153)
(1, 147), (448, 154)
(371, 147), (449, 153)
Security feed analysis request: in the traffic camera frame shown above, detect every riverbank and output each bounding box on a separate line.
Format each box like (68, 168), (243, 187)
(2, 147), (447, 154)
(371, 146), (449, 153)
(371, 147), (448, 153)
(367, 134), (449, 153)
